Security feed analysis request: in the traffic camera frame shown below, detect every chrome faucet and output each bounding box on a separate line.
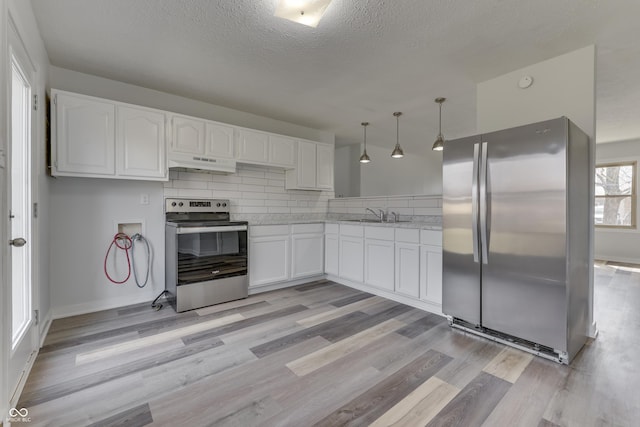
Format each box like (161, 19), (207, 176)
(365, 208), (386, 222)
(390, 211), (399, 222)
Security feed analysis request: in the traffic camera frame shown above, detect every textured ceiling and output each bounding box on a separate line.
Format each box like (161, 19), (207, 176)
(31, 0), (640, 154)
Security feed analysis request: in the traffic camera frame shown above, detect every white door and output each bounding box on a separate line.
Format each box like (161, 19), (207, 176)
(53, 90), (115, 176)
(395, 242), (420, 298)
(297, 140), (316, 188)
(249, 236), (290, 287)
(291, 233), (324, 278)
(236, 129), (269, 163)
(316, 143), (334, 190)
(269, 135), (296, 167)
(116, 106), (166, 179)
(6, 30), (38, 406)
(205, 122), (235, 159)
(364, 238), (395, 291)
(171, 116), (205, 155)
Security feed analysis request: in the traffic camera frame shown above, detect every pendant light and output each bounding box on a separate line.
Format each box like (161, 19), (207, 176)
(359, 122), (371, 163)
(391, 112), (404, 158)
(432, 97), (446, 151)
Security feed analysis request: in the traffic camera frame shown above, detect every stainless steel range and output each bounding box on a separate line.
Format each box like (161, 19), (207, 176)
(165, 198), (248, 312)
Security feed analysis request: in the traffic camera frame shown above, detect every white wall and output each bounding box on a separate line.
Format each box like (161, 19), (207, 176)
(360, 145), (441, 197)
(477, 45), (596, 141)
(48, 67), (335, 317)
(50, 178), (165, 316)
(595, 139), (640, 263)
(334, 144), (360, 198)
(476, 46), (597, 337)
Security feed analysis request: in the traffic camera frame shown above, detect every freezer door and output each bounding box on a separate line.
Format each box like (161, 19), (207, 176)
(480, 118), (568, 351)
(443, 135), (482, 326)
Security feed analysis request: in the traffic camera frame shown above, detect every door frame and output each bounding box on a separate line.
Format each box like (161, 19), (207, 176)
(3, 9), (40, 412)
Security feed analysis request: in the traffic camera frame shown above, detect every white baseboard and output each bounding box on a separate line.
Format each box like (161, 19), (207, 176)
(38, 310), (53, 348)
(595, 255), (640, 264)
(325, 274), (443, 317)
(249, 275), (326, 295)
(51, 291), (158, 320)
(9, 347), (39, 409)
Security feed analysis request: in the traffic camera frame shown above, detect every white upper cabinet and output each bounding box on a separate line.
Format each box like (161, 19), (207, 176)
(53, 91), (116, 176)
(269, 135), (297, 167)
(171, 116), (205, 155)
(117, 106), (166, 179)
(53, 90), (167, 181)
(285, 140), (334, 191)
(205, 122), (235, 158)
(236, 128), (269, 163)
(316, 142), (334, 190)
(236, 128), (297, 167)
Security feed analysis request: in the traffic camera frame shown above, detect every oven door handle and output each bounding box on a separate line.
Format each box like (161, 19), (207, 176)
(176, 225), (248, 234)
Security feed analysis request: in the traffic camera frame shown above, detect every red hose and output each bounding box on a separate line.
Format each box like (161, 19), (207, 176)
(104, 233), (132, 284)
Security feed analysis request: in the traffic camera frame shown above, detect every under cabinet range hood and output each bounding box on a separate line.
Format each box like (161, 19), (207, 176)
(168, 152), (236, 174)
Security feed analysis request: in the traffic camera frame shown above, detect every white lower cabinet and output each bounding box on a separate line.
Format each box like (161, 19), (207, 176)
(249, 225), (290, 288)
(364, 226), (395, 291)
(395, 242), (420, 298)
(291, 224), (324, 279)
(250, 224), (325, 289)
(338, 224), (365, 283)
(420, 244), (443, 306)
(324, 224), (339, 276)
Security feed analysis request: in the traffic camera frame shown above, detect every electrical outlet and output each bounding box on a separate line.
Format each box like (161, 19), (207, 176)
(140, 193), (150, 205)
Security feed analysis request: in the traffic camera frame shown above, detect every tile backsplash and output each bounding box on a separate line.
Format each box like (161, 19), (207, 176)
(164, 165), (442, 225)
(328, 195), (442, 224)
(164, 164), (334, 222)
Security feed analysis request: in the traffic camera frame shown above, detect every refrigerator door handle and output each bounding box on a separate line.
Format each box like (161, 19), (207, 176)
(471, 142), (480, 263)
(480, 141), (489, 264)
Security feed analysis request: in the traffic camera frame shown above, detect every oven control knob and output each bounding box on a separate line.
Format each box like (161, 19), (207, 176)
(178, 202), (184, 207)
(222, 203), (227, 207)
(171, 202), (177, 207)
(216, 202), (221, 207)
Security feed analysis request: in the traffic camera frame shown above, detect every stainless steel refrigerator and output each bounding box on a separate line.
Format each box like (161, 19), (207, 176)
(442, 117), (590, 364)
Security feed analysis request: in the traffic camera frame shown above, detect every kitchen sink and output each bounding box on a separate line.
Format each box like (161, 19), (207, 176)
(341, 219), (412, 223)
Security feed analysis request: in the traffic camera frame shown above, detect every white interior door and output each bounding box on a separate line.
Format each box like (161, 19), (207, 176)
(6, 27), (38, 407)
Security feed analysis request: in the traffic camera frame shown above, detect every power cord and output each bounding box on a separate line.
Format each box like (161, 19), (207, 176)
(151, 290), (169, 311)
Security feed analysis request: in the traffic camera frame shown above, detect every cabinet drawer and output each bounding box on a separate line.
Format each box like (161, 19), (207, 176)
(365, 226), (394, 241)
(420, 230), (442, 246)
(291, 223), (324, 234)
(340, 224), (364, 237)
(325, 223), (339, 234)
(395, 228), (419, 243)
(250, 225), (289, 237)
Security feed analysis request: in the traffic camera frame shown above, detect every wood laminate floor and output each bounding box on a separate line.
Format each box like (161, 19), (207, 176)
(16, 262), (640, 426)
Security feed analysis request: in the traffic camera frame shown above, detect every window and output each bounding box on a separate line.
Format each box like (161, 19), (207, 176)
(595, 162), (636, 228)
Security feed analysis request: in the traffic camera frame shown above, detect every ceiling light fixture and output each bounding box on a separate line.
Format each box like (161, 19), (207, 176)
(274, 0), (333, 28)
(391, 112), (404, 158)
(432, 97), (446, 151)
(359, 122), (371, 164)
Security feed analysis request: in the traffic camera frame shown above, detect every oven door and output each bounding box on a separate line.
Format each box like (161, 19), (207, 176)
(166, 224), (248, 312)
(175, 225), (248, 284)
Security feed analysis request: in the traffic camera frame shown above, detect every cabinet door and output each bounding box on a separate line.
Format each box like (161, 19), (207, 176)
(172, 116), (205, 155)
(364, 239), (395, 291)
(249, 236), (290, 287)
(420, 245), (443, 305)
(297, 140), (317, 188)
(55, 92), (115, 175)
(325, 234), (339, 276)
(395, 242), (420, 298)
(117, 106), (166, 179)
(269, 135), (297, 167)
(316, 143), (334, 190)
(205, 122), (235, 158)
(339, 236), (364, 283)
(291, 233), (324, 278)
(237, 129), (269, 163)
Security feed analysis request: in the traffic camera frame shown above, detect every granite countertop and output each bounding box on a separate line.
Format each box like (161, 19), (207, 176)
(243, 217), (442, 230)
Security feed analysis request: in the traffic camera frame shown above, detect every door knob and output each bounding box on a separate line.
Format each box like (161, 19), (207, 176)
(10, 237), (26, 247)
